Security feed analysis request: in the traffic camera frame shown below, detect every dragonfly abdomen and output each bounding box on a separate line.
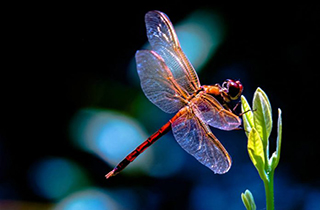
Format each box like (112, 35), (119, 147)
(105, 110), (183, 179)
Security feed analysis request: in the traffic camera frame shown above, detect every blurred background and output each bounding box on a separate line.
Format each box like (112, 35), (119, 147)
(1, 2), (319, 210)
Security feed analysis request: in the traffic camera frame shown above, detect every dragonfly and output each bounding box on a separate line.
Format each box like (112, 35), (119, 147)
(106, 10), (243, 179)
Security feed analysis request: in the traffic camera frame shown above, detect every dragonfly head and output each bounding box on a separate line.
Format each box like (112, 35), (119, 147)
(222, 79), (243, 101)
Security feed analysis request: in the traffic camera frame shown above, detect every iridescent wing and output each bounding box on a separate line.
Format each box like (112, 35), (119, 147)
(136, 50), (188, 113)
(172, 107), (232, 174)
(191, 93), (241, 131)
(145, 10), (201, 94)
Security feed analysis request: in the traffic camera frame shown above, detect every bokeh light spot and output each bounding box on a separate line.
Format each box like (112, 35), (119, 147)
(176, 9), (225, 71)
(28, 157), (89, 200)
(54, 188), (118, 210)
(70, 108), (153, 175)
(96, 118), (143, 161)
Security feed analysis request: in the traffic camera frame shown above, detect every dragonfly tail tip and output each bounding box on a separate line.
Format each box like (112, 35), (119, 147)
(105, 169), (116, 179)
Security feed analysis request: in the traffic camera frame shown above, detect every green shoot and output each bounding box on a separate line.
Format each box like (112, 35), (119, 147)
(241, 189), (256, 210)
(240, 88), (282, 210)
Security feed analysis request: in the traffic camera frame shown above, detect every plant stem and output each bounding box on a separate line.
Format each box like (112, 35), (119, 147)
(263, 170), (275, 210)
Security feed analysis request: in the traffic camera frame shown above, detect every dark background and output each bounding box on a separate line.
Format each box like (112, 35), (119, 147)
(1, 2), (319, 210)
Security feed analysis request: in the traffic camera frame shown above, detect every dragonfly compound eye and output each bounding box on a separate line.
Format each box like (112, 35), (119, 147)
(227, 79), (243, 100)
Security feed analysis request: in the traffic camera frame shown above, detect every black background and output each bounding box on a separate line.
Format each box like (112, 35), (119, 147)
(1, 2), (319, 209)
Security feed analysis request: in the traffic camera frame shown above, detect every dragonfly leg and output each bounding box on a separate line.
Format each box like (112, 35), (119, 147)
(239, 108), (255, 117)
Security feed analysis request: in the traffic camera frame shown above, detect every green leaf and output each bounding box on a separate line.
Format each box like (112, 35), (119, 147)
(241, 189), (257, 210)
(270, 108), (282, 170)
(248, 128), (266, 180)
(241, 95), (254, 137)
(252, 88), (272, 152)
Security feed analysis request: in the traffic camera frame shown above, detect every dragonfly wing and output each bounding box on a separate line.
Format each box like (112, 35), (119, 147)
(145, 10), (201, 94)
(191, 93), (241, 130)
(172, 107), (231, 174)
(136, 50), (187, 113)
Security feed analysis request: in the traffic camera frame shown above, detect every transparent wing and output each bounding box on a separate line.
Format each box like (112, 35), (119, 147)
(145, 10), (201, 94)
(172, 107), (232, 174)
(136, 50), (187, 113)
(191, 93), (241, 131)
